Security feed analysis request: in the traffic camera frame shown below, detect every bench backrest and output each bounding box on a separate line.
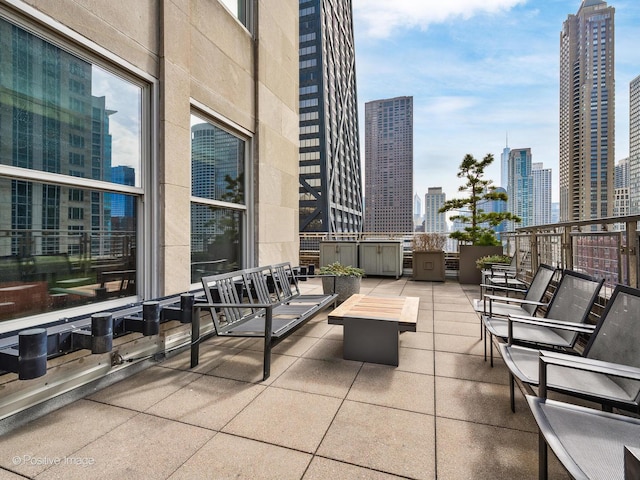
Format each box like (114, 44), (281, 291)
(585, 285), (640, 401)
(241, 266), (276, 305)
(544, 269), (604, 346)
(270, 262), (301, 303)
(201, 271), (258, 333)
(522, 264), (557, 315)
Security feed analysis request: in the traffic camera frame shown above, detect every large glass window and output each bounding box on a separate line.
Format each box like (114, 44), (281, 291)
(190, 114), (247, 282)
(0, 17), (145, 322)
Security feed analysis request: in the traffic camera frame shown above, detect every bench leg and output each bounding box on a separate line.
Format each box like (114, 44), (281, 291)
(263, 307), (273, 381)
(190, 307), (201, 368)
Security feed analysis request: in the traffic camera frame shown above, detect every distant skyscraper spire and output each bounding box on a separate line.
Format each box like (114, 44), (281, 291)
(501, 134), (510, 189)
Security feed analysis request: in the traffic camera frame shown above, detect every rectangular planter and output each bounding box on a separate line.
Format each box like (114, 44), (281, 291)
(458, 245), (503, 284)
(412, 251), (445, 281)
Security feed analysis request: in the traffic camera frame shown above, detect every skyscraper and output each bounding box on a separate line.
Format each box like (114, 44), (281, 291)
(629, 75), (640, 214)
(508, 148), (533, 228)
(364, 96), (413, 232)
(424, 187), (447, 233)
(299, 0), (363, 233)
(532, 163), (552, 226)
(413, 193), (422, 229)
(501, 136), (510, 190)
(559, 0), (615, 222)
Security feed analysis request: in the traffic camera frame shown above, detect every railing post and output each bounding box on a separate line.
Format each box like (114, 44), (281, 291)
(530, 232), (538, 274)
(562, 227), (573, 271)
(626, 220), (638, 288)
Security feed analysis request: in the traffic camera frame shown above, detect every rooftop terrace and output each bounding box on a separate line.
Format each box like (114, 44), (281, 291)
(0, 277), (575, 479)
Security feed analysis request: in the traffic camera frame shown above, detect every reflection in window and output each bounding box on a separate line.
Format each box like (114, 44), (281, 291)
(0, 17), (142, 187)
(0, 18), (144, 322)
(0, 181), (138, 321)
(191, 205), (244, 280)
(190, 114), (247, 282)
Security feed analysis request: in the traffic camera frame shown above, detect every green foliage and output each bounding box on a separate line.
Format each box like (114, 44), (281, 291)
(438, 153), (521, 246)
(318, 262), (365, 277)
(475, 254), (512, 270)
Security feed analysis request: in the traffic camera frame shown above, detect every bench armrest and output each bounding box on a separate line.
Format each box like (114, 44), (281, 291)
(506, 314), (596, 343)
(538, 351), (640, 398)
(481, 285), (529, 295)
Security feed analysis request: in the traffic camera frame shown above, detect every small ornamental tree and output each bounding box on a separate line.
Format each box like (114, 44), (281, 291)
(439, 153), (520, 246)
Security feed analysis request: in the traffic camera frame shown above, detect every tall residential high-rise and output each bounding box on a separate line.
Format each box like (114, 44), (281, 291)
(615, 157), (629, 189)
(532, 163), (552, 226)
(614, 157), (629, 229)
(299, 0), (363, 233)
(630, 75), (640, 214)
(424, 188), (447, 233)
(559, 0), (615, 222)
(508, 148), (533, 228)
(364, 96), (413, 232)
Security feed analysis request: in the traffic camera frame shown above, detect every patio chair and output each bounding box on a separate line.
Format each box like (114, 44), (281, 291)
(499, 284), (640, 413)
(481, 251), (529, 291)
(473, 263), (557, 321)
(527, 347), (640, 480)
(482, 269), (603, 367)
(473, 264), (557, 357)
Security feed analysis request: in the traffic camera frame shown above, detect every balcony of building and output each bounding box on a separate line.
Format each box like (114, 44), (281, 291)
(1, 214), (639, 479)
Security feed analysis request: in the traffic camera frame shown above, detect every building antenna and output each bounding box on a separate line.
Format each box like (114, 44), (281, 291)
(505, 131), (509, 148)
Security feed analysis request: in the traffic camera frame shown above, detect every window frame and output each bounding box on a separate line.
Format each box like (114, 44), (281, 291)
(0, 3), (157, 333)
(189, 101), (253, 287)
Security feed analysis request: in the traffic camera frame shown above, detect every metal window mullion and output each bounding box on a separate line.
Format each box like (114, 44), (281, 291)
(0, 165), (143, 196)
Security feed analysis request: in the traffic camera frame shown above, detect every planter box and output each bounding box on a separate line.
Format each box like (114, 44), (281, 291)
(412, 251), (445, 281)
(458, 245), (503, 284)
(321, 275), (361, 304)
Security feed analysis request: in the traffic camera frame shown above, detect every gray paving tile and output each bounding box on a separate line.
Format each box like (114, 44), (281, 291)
(271, 357), (361, 398)
(398, 331), (433, 350)
(434, 302), (477, 313)
(347, 365), (434, 414)
(434, 319), (482, 337)
(435, 376), (537, 432)
(270, 335), (321, 356)
(0, 468), (24, 479)
(436, 417), (571, 480)
(435, 351), (508, 385)
(302, 338), (348, 362)
(207, 349), (297, 384)
(396, 346), (434, 375)
(87, 365), (201, 411)
(317, 400), (435, 479)
(303, 456), (404, 479)
(160, 344), (244, 374)
(434, 333), (484, 356)
(222, 387), (342, 453)
(169, 432), (311, 480)
(146, 375), (266, 430)
(434, 310), (481, 324)
(35, 413), (213, 480)
(0, 400), (136, 477)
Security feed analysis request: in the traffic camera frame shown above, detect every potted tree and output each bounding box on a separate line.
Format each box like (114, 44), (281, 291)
(412, 232), (447, 281)
(318, 262), (364, 304)
(439, 153), (520, 284)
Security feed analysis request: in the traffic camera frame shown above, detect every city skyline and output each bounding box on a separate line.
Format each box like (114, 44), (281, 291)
(352, 0), (640, 204)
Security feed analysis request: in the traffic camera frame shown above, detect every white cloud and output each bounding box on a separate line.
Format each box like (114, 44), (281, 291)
(353, 0), (527, 38)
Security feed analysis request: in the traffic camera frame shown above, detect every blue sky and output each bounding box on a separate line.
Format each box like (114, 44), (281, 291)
(352, 0), (640, 203)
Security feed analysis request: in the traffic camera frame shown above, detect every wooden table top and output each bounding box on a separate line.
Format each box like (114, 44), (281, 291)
(328, 294), (419, 331)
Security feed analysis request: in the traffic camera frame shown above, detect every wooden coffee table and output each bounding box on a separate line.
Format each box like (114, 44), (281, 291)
(328, 294), (419, 366)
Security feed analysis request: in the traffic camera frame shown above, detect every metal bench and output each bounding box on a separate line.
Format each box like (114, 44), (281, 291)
(191, 266), (337, 380)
